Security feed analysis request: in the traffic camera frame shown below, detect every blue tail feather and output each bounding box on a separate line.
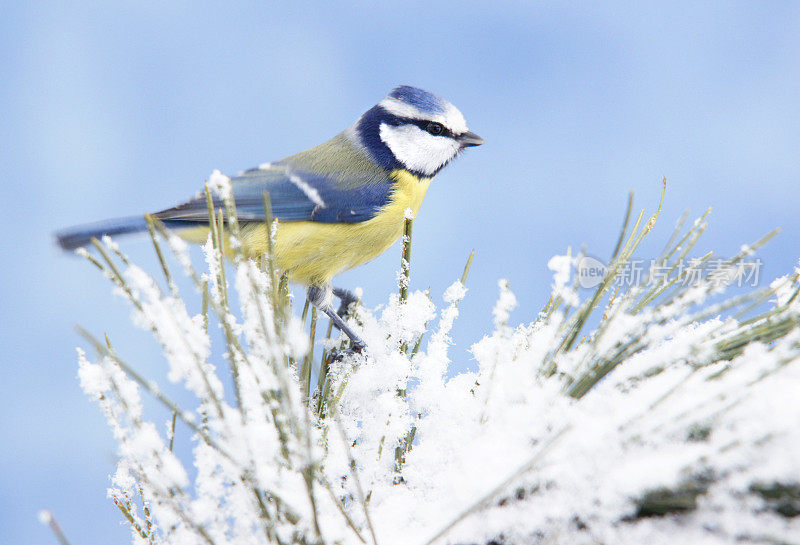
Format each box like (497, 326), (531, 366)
(55, 216), (150, 251)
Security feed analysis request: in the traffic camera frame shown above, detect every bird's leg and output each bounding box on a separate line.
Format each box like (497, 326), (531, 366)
(332, 287), (359, 317)
(307, 285), (366, 356)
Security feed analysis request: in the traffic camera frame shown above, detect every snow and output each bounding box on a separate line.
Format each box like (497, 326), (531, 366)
(37, 510), (53, 525)
(548, 254), (579, 306)
(207, 169), (233, 202)
(76, 232), (800, 545)
(491, 278), (517, 329)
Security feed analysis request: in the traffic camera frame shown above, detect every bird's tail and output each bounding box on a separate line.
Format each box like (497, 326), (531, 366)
(55, 216), (150, 251)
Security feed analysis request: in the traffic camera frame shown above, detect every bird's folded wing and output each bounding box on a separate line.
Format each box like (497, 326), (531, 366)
(154, 165), (393, 224)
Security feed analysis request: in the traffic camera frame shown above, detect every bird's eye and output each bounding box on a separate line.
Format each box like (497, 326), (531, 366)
(425, 122), (445, 136)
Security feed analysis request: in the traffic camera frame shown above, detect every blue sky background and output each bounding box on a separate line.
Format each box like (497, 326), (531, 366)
(2, 2), (799, 543)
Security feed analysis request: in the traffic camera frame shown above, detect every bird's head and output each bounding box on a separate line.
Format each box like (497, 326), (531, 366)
(350, 85), (483, 178)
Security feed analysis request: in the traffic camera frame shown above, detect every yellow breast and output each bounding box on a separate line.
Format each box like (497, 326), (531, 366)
(179, 169), (432, 286)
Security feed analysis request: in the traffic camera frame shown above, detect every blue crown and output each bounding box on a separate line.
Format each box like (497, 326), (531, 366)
(388, 85), (446, 114)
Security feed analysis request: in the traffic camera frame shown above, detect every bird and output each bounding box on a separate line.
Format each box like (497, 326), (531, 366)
(56, 85), (483, 353)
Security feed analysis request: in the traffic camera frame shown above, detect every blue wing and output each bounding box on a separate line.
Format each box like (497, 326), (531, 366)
(154, 165), (393, 225)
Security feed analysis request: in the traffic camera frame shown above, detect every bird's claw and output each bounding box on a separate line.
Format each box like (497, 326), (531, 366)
(336, 301), (352, 318)
(333, 287), (359, 318)
(327, 341), (365, 362)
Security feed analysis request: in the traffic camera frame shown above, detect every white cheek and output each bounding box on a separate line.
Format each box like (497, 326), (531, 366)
(379, 124), (460, 176)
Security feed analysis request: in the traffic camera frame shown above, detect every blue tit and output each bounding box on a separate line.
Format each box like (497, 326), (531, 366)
(56, 85), (484, 352)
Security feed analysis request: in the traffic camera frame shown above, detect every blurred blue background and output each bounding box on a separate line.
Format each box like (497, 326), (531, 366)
(2, 2), (799, 543)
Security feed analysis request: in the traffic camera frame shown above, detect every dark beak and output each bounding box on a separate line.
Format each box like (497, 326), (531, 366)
(457, 131), (484, 148)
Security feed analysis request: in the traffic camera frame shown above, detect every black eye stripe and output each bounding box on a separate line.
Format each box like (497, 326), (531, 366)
(426, 122), (444, 136)
(400, 118), (455, 138)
